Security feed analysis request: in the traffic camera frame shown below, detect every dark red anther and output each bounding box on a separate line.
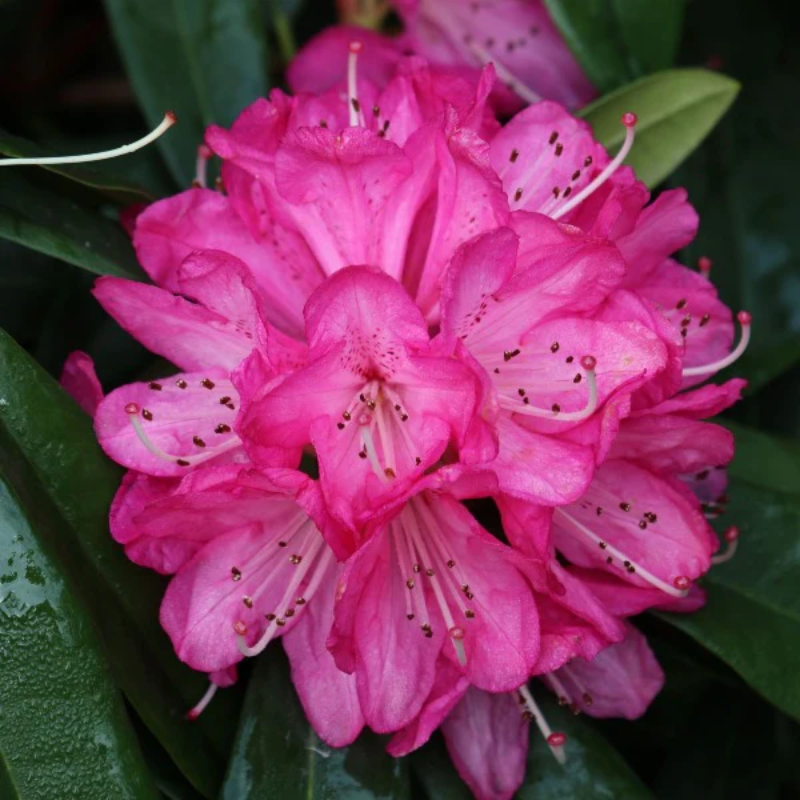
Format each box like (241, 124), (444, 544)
(547, 732), (567, 747)
(724, 526), (740, 542)
(580, 355), (597, 371)
(621, 112), (638, 128)
(125, 402), (140, 415)
(673, 575), (691, 591)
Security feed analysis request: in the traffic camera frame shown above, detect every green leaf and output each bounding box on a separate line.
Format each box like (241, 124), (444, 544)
(544, 0), (685, 93)
(222, 650), (411, 799)
(579, 69), (740, 188)
(104, 0), (269, 186)
(0, 171), (145, 279)
(519, 695), (653, 799)
(0, 127), (155, 205)
(0, 437), (159, 800)
(723, 420), (800, 496)
(0, 329), (238, 798)
(659, 478), (800, 722)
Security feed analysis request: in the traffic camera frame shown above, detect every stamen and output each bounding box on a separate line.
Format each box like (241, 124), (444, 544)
(0, 113), (177, 167)
(712, 526), (739, 565)
(360, 425), (390, 484)
(236, 545), (332, 658)
(195, 144), (212, 188)
(186, 680), (218, 721)
(551, 113), (637, 220)
(682, 311), (751, 377)
(698, 256), (713, 278)
(518, 685), (567, 765)
(543, 672), (574, 707)
(347, 42), (365, 128)
(125, 404), (239, 466)
(463, 36), (542, 104)
(498, 355), (598, 421)
(555, 508), (690, 599)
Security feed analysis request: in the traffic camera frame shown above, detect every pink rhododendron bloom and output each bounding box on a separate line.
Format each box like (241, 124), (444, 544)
(24, 28), (752, 795)
(60, 350), (104, 417)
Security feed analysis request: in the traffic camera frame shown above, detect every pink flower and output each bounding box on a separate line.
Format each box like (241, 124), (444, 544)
(236, 266), (484, 531)
(439, 219), (669, 504)
(60, 351), (104, 417)
(289, 3), (596, 111)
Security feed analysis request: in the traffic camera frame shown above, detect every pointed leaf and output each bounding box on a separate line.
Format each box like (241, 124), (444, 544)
(221, 650), (411, 799)
(0, 438), (159, 800)
(544, 0), (685, 92)
(0, 171), (145, 279)
(580, 69), (740, 187)
(104, 0), (270, 186)
(0, 328), (238, 798)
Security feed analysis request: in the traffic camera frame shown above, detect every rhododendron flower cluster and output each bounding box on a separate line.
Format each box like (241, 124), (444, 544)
(32, 38), (747, 800)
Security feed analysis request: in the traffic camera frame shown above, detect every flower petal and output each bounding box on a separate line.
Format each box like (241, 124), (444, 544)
(441, 687), (529, 800)
(60, 351), (103, 417)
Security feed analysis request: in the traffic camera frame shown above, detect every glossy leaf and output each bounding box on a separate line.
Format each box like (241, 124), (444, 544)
(519, 695), (652, 799)
(0, 329), (237, 798)
(0, 171), (145, 279)
(580, 69), (739, 187)
(544, 0), (684, 93)
(660, 479), (800, 722)
(104, 0), (269, 186)
(221, 650), (410, 799)
(723, 421), (800, 496)
(0, 127), (155, 205)
(0, 438), (159, 800)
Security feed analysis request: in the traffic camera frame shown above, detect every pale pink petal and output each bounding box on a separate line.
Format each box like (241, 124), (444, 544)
(95, 369), (243, 477)
(490, 101), (606, 213)
(441, 687), (529, 800)
(555, 460), (715, 593)
(386, 657), (469, 756)
(60, 351), (103, 417)
(552, 624), (664, 719)
(283, 564), (365, 748)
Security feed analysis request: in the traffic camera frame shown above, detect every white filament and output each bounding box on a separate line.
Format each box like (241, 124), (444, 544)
(0, 113), (177, 167)
(682, 318), (751, 377)
(551, 123), (636, 220)
(518, 685), (567, 765)
(499, 367), (598, 422)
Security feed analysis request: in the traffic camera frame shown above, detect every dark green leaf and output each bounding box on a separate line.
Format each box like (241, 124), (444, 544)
(544, 0), (684, 93)
(0, 329), (238, 798)
(544, 0), (634, 93)
(579, 69), (739, 188)
(723, 420), (800, 495)
(0, 171), (145, 279)
(0, 436), (159, 800)
(0, 127), (155, 205)
(659, 478), (800, 722)
(222, 650), (410, 799)
(519, 695), (652, 799)
(409, 736), (472, 800)
(104, 0), (269, 186)
(609, 0), (685, 75)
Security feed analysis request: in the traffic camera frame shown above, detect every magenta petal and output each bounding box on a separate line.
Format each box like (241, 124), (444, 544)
(60, 351), (103, 417)
(441, 687), (529, 800)
(553, 624), (664, 720)
(283, 563), (365, 748)
(329, 529), (442, 732)
(94, 369), (243, 476)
